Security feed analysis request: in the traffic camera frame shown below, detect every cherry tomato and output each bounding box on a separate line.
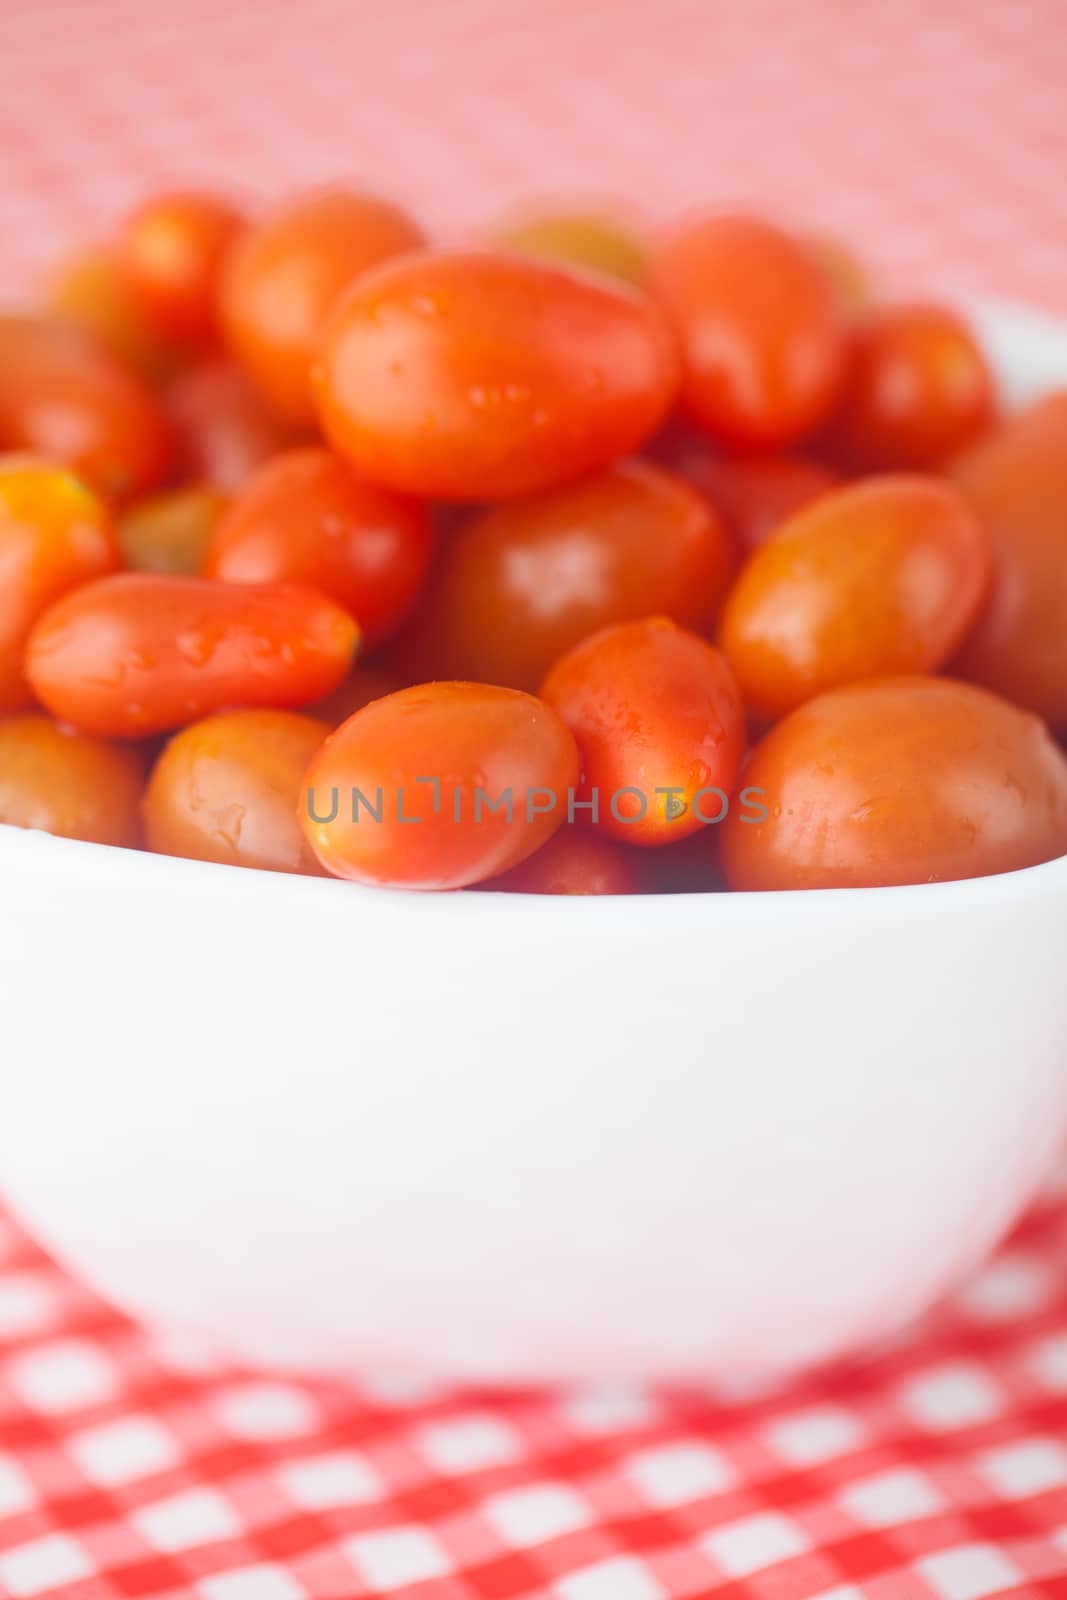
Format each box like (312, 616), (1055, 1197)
(118, 189), (245, 347)
(481, 825), (639, 894)
(650, 214), (848, 448)
(167, 360), (303, 493)
(949, 395), (1067, 733)
(0, 714), (143, 847)
(204, 447), (432, 647)
(806, 234), (871, 311)
(652, 429), (838, 554)
(313, 250), (679, 500)
(492, 209), (648, 285)
(119, 485), (228, 575)
(540, 616), (745, 845)
(46, 245), (181, 383)
(827, 303), (996, 470)
(220, 188), (426, 426)
(145, 708), (329, 874)
(0, 456), (121, 712)
(304, 661), (403, 725)
(720, 676), (1067, 890)
(718, 476), (990, 721)
(0, 317), (172, 501)
(302, 682), (579, 889)
(402, 459), (733, 691)
(26, 574), (358, 738)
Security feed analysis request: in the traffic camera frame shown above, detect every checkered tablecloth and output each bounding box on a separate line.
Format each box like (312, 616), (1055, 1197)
(3, 0), (1067, 1595)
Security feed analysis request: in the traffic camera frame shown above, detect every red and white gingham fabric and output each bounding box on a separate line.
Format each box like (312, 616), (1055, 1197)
(3, 0), (1067, 1595)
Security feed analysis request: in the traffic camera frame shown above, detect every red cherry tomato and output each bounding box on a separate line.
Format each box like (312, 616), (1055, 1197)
(304, 662), (403, 725)
(119, 484), (228, 575)
(167, 360), (304, 493)
(0, 317), (172, 501)
(0, 714), (143, 847)
(26, 573), (358, 738)
(313, 250), (679, 500)
(118, 189), (245, 347)
(220, 188), (427, 426)
(540, 616), (745, 845)
(204, 447), (432, 647)
(721, 676), (1067, 890)
(302, 682), (580, 890)
(402, 458), (733, 691)
(47, 245), (182, 383)
(650, 214), (848, 448)
(482, 825), (639, 894)
(653, 428), (838, 554)
(718, 476), (991, 721)
(0, 456), (121, 712)
(950, 394), (1067, 732)
(145, 708), (330, 873)
(827, 303), (996, 470)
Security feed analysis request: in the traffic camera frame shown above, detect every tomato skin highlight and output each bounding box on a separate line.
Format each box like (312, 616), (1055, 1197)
(721, 676), (1067, 891)
(481, 826), (640, 894)
(0, 714), (143, 847)
(650, 214), (848, 448)
(118, 190), (245, 347)
(220, 188), (427, 427)
(403, 458), (733, 692)
(0, 317), (172, 502)
(167, 360), (304, 493)
(540, 616), (745, 846)
(718, 475), (991, 722)
(949, 394), (1067, 733)
(0, 457), (121, 713)
(145, 708), (330, 874)
(313, 250), (680, 500)
(204, 447), (432, 648)
(302, 682), (580, 890)
(26, 574), (358, 738)
(827, 303), (996, 470)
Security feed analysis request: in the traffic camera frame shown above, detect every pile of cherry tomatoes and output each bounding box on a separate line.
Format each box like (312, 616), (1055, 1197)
(1, 186), (1065, 893)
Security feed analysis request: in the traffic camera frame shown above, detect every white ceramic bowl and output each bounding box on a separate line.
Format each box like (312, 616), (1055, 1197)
(0, 300), (1066, 1384)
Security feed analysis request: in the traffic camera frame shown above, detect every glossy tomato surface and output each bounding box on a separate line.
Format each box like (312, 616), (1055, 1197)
(0, 456), (121, 712)
(0, 714), (143, 847)
(119, 190), (245, 347)
(302, 681), (579, 889)
(651, 214), (848, 448)
(313, 250), (679, 500)
(204, 447), (432, 647)
(26, 573), (358, 737)
(718, 475), (991, 721)
(540, 616), (745, 845)
(950, 394), (1067, 732)
(405, 458), (732, 690)
(220, 188), (426, 426)
(145, 708), (329, 873)
(721, 676), (1067, 890)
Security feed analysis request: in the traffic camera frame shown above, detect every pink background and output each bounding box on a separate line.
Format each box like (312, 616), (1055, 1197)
(0, 0), (1064, 313)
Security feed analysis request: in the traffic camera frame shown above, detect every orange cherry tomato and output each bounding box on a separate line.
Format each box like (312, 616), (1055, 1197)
(492, 208), (648, 285)
(806, 234), (871, 311)
(653, 429), (838, 554)
(313, 250), (679, 500)
(481, 825), (639, 894)
(220, 188), (427, 426)
(0, 317), (172, 501)
(204, 447), (432, 647)
(302, 682), (579, 890)
(950, 394), (1067, 733)
(0, 714), (143, 847)
(827, 303), (996, 470)
(119, 485), (228, 575)
(26, 574), (358, 738)
(650, 214), (848, 448)
(145, 708), (330, 874)
(304, 662), (402, 725)
(540, 616), (745, 846)
(167, 360), (304, 493)
(718, 476), (991, 721)
(0, 456), (121, 712)
(118, 189), (245, 347)
(46, 245), (181, 383)
(720, 676), (1067, 890)
(403, 459), (733, 691)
